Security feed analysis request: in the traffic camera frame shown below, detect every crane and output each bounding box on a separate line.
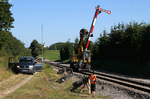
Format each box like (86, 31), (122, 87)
(70, 5), (111, 71)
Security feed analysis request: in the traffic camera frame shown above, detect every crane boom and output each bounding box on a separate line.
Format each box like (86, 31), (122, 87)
(85, 5), (111, 50)
(70, 5), (111, 72)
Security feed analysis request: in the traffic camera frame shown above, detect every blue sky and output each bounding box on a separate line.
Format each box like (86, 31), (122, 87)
(10, 0), (150, 47)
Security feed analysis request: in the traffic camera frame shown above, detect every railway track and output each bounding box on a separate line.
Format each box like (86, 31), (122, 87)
(83, 71), (150, 95)
(48, 61), (150, 96)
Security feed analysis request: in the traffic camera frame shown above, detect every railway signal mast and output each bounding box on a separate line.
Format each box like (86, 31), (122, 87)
(70, 5), (111, 71)
(85, 5), (111, 50)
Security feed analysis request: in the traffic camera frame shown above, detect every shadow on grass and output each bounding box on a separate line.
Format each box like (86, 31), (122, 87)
(8, 63), (19, 74)
(55, 59), (71, 64)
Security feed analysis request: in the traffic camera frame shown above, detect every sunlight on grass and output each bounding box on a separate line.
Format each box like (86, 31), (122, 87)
(42, 50), (60, 61)
(6, 64), (107, 99)
(0, 57), (13, 81)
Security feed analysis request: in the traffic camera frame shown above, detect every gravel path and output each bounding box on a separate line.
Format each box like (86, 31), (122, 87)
(0, 75), (18, 86)
(0, 74), (33, 98)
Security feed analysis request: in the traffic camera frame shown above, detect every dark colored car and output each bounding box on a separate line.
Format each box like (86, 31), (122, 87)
(17, 56), (36, 74)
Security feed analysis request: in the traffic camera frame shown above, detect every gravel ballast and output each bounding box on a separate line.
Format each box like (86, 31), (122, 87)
(96, 80), (150, 99)
(73, 73), (150, 99)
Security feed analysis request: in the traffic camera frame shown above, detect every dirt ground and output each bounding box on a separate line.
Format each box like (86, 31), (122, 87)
(0, 74), (33, 98)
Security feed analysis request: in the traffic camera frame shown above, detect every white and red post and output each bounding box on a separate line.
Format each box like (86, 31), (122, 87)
(85, 5), (111, 50)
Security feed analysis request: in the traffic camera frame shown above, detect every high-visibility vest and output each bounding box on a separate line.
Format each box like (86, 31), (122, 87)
(89, 74), (96, 84)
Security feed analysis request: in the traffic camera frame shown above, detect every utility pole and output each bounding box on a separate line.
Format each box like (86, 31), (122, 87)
(41, 24), (44, 62)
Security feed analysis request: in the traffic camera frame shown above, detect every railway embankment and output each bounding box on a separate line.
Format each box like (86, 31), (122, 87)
(49, 61), (150, 99)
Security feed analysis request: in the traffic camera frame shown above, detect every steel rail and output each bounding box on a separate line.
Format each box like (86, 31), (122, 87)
(48, 62), (150, 95)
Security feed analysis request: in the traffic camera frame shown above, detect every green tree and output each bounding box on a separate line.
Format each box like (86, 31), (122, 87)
(0, 0), (14, 31)
(73, 38), (79, 54)
(93, 22), (150, 64)
(29, 40), (42, 58)
(59, 40), (74, 61)
(0, 1), (29, 57)
(60, 46), (70, 61)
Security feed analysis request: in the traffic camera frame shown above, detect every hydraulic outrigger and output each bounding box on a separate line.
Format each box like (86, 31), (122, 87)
(70, 5), (111, 71)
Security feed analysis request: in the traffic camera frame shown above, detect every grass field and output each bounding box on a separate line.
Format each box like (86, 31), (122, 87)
(6, 64), (107, 99)
(42, 50), (60, 61)
(0, 57), (13, 81)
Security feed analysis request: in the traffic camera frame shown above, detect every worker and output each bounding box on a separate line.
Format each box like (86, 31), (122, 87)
(89, 71), (97, 96)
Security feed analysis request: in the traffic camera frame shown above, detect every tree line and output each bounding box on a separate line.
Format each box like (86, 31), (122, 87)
(0, 1), (42, 58)
(91, 22), (150, 76)
(92, 22), (150, 64)
(0, 0), (30, 57)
